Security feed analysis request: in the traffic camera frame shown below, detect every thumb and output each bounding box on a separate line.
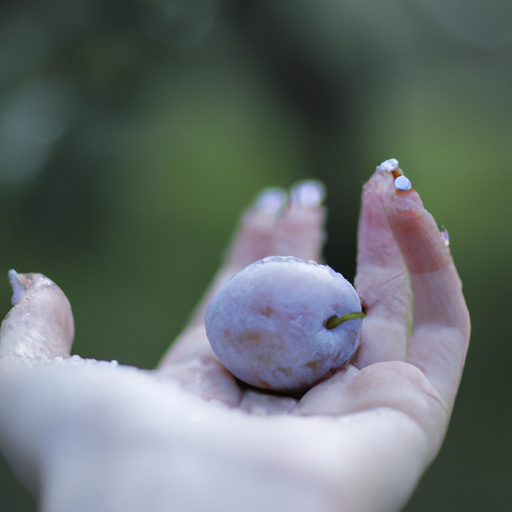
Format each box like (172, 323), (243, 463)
(0, 270), (74, 359)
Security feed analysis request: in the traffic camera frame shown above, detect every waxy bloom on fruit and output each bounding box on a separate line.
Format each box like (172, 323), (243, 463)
(205, 256), (364, 393)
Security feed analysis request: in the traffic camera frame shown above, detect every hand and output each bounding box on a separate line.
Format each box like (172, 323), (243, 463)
(0, 166), (470, 512)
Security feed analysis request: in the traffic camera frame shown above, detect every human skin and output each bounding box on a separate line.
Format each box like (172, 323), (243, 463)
(0, 166), (470, 512)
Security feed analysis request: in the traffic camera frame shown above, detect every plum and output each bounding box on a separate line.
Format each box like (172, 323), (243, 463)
(205, 256), (364, 393)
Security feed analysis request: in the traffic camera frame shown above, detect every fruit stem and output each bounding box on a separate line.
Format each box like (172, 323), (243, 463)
(324, 311), (366, 330)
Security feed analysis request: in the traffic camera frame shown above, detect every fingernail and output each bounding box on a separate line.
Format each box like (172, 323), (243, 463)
(394, 175), (412, 191)
(290, 180), (326, 207)
(254, 188), (287, 214)
(8, 269), (30, 305)
(377, 158), (399, 172)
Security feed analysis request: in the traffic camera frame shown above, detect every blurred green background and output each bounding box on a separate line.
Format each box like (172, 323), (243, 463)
(0, 0), (511, 510)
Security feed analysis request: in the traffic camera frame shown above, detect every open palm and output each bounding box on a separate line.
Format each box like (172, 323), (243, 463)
(0, 166), (469, 512)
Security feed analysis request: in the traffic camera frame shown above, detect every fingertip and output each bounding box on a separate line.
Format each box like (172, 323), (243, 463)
(362, 166), (390, 194)
(383, 180), (451, 274)
(224, 188), (286, 270)
(371, 158), (412, 193)
(357, 169), (402, 268)
(0, 272), (74, 359)
(289, 180), (326, 208)
(253, 187), (287, 215)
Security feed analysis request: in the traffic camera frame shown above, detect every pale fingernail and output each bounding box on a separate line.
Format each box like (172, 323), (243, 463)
(394, 175), (412, 191)
(290, 180), (326, 207)
(8, 269), (30, 305)
(377, 158), (399, 172)
(254, 188), (287, 214)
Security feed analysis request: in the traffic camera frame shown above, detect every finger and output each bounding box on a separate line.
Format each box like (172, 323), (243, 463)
(184, 180), (326, 330)
(295, 361), (450, 453)
(157, 182), (327, 403)
(226, 188), (288, 269)
(159, 188), (287, 377)
(383, 176), (470, 406)
(0, 271), (74, 359)
(157, 190), (287, 402)
(183, 188), (288, 332)
(273, 180), (326, 262)
(164, 180), (326, 337)
(353, 166), (410, 368)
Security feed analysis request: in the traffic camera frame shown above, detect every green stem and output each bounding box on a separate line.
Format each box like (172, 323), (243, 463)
(324, 311), (366, 330)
